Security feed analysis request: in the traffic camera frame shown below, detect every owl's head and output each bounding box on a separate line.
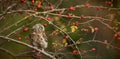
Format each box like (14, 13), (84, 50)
(32, 24), (45, 33)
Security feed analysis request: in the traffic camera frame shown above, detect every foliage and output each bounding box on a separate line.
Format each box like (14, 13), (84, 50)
(0, 0), (120, 59)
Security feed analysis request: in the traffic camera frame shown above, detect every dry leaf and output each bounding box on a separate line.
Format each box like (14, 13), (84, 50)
(71, 26), (78, 32)
(89, 26), (94, 33)
(62, 39), (68, 47)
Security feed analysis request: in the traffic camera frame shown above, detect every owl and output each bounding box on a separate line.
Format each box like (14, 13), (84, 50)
(29, 24), (48, 50)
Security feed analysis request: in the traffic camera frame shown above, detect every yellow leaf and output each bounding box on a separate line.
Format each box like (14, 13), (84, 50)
(62, 39), (68, 47)
(54, 16), (60, 21)
(62, 39), (67, 43)
(36, 0), (42, 5)
(64, 43), (68, 47)
(52, 42), (58, 47)
(71, 26), (78, 32)
(76, 38), (83, 44)
(76, 40), (80, 44)
(89, 26), (94, 33)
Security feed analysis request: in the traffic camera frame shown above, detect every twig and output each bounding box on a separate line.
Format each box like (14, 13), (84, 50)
(96, 19), (116, 32)
(34, 15), (83, 59)
(0, 48), (16, 56)
(0, 14), (33, 34)
(0, 9), (64, 17)
(92, 31), (98, 40)
(47, 13), (110, 21)
(0, 36), (56, 59)
(0, 3), (17, 20)
(6, 17), (38, 37)
(7, 26), (24, 37)
(68, 40), (120, 50)
(79, 19), (95, 24)
(16, 51), (33, 56)
(54, 0), (63, 8)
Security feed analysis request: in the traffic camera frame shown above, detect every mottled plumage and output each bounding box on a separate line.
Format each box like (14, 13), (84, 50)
(29, 24), (48, 50)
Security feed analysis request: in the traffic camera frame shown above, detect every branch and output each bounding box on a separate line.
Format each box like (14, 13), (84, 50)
(0, 48), (16, 56)
(0, 14), (32, 34)
(0, 3), (17, 20)
(6, 17), (38, 37)
(0, 36), (56, 59)
(68, 40), (120, 50)
(54, 0), (63, 8)
(34, 15), (83, 59)
(6, 26), (24, 37)
(96, 19), (116, 32)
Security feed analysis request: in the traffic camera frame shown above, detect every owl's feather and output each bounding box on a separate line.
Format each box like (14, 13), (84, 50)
(29, 24), (48, 49)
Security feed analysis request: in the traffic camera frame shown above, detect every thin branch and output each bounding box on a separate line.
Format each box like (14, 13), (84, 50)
(0, 48), (16, 56)
(4, 3), (17, 13)
(54, 0), (63, 8)
(75, 4), (120, 10)
(7, 17), (38, 37)
(0, 14), (33, 34)
(34, 15), (83, 59)
(0, 2), (119, 59)
(68, 40), (120, 50)
(0, 3), (17, 20)
(16, 51), (33, 56)
(7, 26), (24, 37)
(79, 19), (95, 24)
(92, 31), (98, 40)
(0, 36), (56, 59)
(0, 9), (64, 17)
(47, 13), (110, 21)
(96, 19), (116, 32)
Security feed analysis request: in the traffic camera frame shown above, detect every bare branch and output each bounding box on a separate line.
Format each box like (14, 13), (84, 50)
(34, 15), (83, 59)
(0, 36), (56, 59)
(0, 3), (17, 20)
(0, 48), (16, 56)
(68, 40), (120, 50)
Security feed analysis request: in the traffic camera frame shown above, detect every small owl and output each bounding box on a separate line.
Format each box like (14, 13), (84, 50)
(29, 24), (48, 50)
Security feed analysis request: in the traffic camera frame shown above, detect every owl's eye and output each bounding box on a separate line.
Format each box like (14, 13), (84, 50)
(39, 25), (44, 31)
(32, 24), (44, 32)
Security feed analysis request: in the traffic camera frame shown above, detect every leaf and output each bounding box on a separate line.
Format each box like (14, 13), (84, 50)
(62, 39), (68, 47)
(76, 40), (80, 44)
(62, 39), (67, 43)
(89, 26), (94, 33)
(71, 26), (78, 32)
(52, 42), (58, 47)
(61, 25), (67, 32)
(54, 16), (60, 21)
(36, 0), (42, 4)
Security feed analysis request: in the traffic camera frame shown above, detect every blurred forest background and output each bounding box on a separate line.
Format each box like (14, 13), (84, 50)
(0, 0), (120, 59)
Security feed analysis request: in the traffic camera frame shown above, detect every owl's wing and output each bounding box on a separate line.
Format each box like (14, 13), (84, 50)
(29, 32), (39, 47)
(42, 31), (48, 42)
